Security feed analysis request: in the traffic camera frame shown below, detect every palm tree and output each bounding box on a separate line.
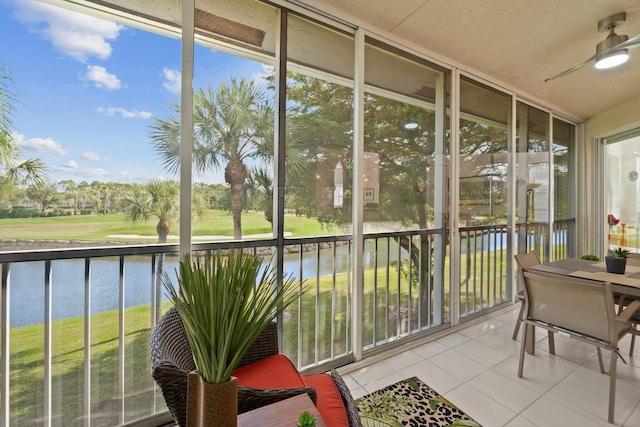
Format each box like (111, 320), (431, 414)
(246, 166), (273, 224)
(122, 180), (179, 243)
(0, 64), (47, 199)
(150, 78), (273, 239)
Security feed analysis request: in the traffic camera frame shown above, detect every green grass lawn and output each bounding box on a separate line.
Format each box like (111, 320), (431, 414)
(0, 210), (336, 243)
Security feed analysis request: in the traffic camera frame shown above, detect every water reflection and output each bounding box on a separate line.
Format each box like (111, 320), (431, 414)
(8, 247), (359, 327)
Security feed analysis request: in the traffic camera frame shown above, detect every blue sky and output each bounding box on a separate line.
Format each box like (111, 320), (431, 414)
(1, 0), (270, 185)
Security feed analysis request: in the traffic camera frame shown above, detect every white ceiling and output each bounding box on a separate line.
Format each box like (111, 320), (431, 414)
(303, 0), (640, 121)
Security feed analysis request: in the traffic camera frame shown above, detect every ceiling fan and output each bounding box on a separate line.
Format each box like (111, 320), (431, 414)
(545, 12), (640, 82)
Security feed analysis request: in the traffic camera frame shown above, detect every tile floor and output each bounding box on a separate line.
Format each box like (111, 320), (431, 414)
(338, 305), (640, 426)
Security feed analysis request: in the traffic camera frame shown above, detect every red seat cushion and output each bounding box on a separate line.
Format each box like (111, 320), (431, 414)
(233, 354), (305, 388)
(232, 355), (349, 427)
(303, 373), (349, 427)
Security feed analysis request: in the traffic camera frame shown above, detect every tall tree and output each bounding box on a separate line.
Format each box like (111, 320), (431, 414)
(246, 166), (273, 223)
(26, 183), (58, 212)
(122, 180), (180, 243)
(59, 180), (78, 215)
(150, 78), (273, 239)
(0, 64), (47, 200)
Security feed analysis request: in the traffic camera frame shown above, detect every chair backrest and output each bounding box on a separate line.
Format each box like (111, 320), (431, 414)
(627, 253), (640, 267)
(514, 251), (540, 271)
(514, 252), (540, 291)
(521, 269), (617, 343)
(151, 306), (196, 371)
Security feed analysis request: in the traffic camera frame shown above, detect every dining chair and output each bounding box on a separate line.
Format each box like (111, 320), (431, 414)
(513, 252), (555, 354)
(613, 253), (640, 355)
(513, 252), (539, 340)
(615, 293), (640, 355)
(518, 269), (640, 424)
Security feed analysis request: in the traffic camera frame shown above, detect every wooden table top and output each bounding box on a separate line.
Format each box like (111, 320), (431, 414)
(237, 393), (328, 427)
(528, 258), (640, 296)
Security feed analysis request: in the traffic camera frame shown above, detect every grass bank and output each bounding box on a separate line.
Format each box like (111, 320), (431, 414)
(0, 210), (334, 243)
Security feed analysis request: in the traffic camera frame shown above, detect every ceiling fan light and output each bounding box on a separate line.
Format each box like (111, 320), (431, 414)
(595, 49), (629, 69)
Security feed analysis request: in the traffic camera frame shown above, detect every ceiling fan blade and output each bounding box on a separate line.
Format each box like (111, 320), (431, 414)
(544, 54), (596, 82)
(616, 33), (640, 49)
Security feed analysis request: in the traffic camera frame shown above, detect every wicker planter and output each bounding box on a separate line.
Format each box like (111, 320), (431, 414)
(187, 372), (238, 427)
(605, 257), (626, 274)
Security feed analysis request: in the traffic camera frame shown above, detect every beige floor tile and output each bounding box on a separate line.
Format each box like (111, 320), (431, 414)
(545, 379), (635, 425)
(397, 359), (462, 395)
(445, 383), (516, 426)
(410, 339), (449, 359)
(622, 402), (640, 427)
(429, 348), (488, 382)
(380, 348), (424, 370)
(504, 415), (538, 427)
(493, 357), (564, 394)
(521, 396), (606, 427)
(454, 338), (512, 367)
(436, 331), (470, 348)
(473, 329), (522, 356)
(360, 371), (405, 394)
(467, 369), (541, 413)
(348, 362), (395, 388)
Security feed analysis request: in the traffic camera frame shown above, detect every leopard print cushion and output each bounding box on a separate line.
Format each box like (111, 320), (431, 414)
(356, 376), (481, 427)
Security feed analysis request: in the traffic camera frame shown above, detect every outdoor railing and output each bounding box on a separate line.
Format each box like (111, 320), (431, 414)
(361, 229), (446, 350)
(459, 224), (510, 318)
(517, 218), (576, 261)
(0, 223), (542, 426)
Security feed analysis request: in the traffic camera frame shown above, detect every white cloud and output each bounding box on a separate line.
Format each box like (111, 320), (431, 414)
(13, 133), (67, 156)
(63, 160), (78, 169)
(72, 167), (109, 178)
(162, 68), (181, 94)
(81, 151), (102, 161)
(14, 0), (123, 62)
(96, 106), (152, 119)
(85, 65), (121, 91)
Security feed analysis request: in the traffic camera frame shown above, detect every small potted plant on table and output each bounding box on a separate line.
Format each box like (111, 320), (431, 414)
(605, 246), (630, 274)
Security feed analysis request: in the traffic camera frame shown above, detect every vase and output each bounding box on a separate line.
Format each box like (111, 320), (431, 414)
(187, 372), (238, 427)
(605, 257), (626, 275)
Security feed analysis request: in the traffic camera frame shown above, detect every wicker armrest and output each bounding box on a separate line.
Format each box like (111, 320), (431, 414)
(330, 370), (362, 427)
(152, 363), (190, 426)
(238, 386), (317, 414)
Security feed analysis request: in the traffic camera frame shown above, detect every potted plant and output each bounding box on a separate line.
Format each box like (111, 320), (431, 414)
(605, 246), (630, 274)
(163, 250), (304, 427)
(297, 411), (318, 427)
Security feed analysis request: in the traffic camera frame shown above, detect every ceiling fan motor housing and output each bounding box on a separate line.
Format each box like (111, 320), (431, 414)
(596, 12), (629, 55)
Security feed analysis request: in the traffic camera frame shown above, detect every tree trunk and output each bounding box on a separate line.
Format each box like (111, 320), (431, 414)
(225, 160), (247, 240)
(412, 184), (432, 327)
(157, 218), (170, 243)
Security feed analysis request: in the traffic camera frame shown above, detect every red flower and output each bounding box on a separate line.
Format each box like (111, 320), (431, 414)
(608, 214), (620, 227)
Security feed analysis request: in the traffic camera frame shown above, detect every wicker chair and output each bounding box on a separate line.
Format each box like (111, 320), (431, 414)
(150, 306), (361, 427)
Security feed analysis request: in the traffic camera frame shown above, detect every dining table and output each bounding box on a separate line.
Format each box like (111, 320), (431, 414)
(527, 257), (640, 297)
(521, 257), (640, 354)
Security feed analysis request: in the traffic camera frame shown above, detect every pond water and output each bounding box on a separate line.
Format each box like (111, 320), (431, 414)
(8, 246), (355, 327)
(7, 231), (518, 327)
